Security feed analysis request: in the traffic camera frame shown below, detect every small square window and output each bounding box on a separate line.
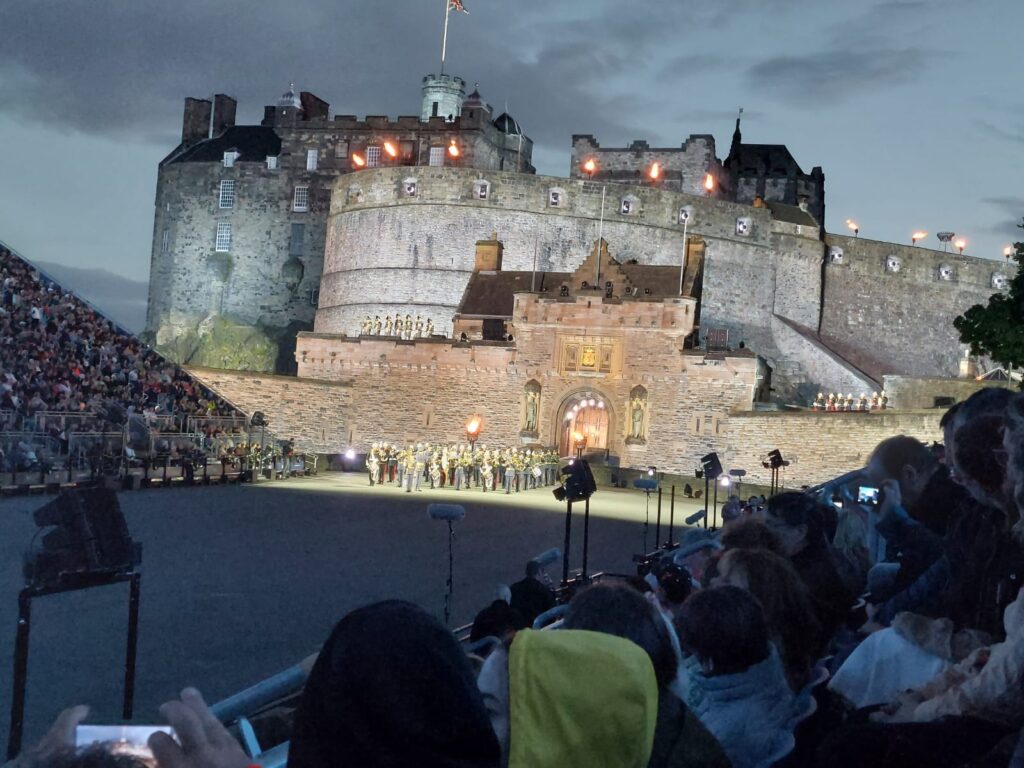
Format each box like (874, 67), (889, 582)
(366, 146), (381, 168)
(334, 140), (348, 159)
(306, 149), (318, 171)
(293, 186), (310, 212)
(429, 146), (445, 167)
(215, 222), (232, 252)
(223, 151), (237, 168)
(218, 180), (236, 209)
(160, 229), (170, 254)
(266, 155), (278, 170)
(474, 181), (490, 200)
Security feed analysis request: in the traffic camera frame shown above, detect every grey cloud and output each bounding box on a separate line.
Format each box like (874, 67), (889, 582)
(746, 49), (934, 105)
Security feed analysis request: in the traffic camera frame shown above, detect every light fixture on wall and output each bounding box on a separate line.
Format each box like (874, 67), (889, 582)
(383, 141), (398, 158)
(704, 173), (715, 195)
(648, 162), (661, 181)
(351, 153), (366, 168)
(448, 139), (460, 158)
(1005, 245), (1014, 262)
(911, 231), (927, 246)
(954, 238), (967, 255)
(845, 219), (859, 237)
(937, 232), (955, 252)
(583, 158), (597, 177)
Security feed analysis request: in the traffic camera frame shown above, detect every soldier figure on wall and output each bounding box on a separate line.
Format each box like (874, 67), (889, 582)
(360, 316), (371, 336)
(426, 318), (434, 337)
(384, 314), (394, 337)
(372, 315), (382, 335)
(403, 314), (414, 340)
(415, 315), (424, 339)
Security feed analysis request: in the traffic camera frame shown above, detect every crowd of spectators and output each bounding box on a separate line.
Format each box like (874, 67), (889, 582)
(0, 246), (245, 470)
(8, 386), (1024, 768)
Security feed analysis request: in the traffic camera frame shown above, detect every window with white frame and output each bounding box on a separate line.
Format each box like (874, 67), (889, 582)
(266, 155), (278, 170)
(306, 149), (318, 171)
(293, 186), (310, 212)
(215, 222), (232, 252)
(428, 146), (445, 167)
(218, 180), (236, 209)
(223, 151), (237, 168)
(366, 146), (381, 167)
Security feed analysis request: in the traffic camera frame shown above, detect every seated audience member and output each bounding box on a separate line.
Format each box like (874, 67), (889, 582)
(830, 392), (1023, 708)
(478, 629), (659, 768)
(288, 600), (499, 768)
(719, 517), (785, 556)
(864, 437), (959, 605)
(471, 586), (524, 641)
(672, 529), (722, 587)
(652, 562), (694, 619)
(508, 560), (555, 627)
(764, 493), (853, 638)
(715, 548), (825, 690)
(676, 586), (796, 768)
(562, 582), (728, 768)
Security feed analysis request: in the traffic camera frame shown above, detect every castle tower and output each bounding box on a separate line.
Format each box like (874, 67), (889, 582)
(421, 74), (466, 121)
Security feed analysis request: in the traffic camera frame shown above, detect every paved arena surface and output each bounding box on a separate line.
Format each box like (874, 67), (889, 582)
(0, 472), (708, 752)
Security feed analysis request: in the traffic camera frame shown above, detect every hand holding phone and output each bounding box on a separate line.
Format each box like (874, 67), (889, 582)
(149, 687), (251, 768)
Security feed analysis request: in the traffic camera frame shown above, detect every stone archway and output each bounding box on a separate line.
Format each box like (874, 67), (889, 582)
(555, 389), (612, 456)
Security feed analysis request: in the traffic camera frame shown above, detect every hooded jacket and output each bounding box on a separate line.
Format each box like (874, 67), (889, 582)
(681, 649), (795, 768)
(478, 629), (659, 768)
(287, 600), (499, 768)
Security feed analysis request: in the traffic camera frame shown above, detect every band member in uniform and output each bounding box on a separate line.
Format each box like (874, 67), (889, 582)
(403, 445), (417, 493)
(480, 450), (493, 492)
(504, 450), (516, 494)
(396, 444), (406, 488)
(367, 443), (380, 486)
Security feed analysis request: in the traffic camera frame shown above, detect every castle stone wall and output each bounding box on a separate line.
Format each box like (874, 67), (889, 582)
(319, 166), (774, 338)
(820, 234), (1014, 378)
(882, 375), (1010, 410)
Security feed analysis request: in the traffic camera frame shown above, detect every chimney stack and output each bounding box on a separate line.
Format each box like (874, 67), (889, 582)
(181, 97), (212, 146)
(474, 232), (504, 272)
(211, 94), (237, 137)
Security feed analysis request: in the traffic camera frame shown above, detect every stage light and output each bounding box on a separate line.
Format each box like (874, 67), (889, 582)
(955, 238), (966, 255)
(845, 219), (859, 237)
(912, 231), (927, 246)
(704, 173), (715, 193)
(588, 398), (596, 406)
(597, 401), (605, 409)
(351, 153), (366, 168)
(583, 158), (597, 176)
(564, 413), (573, 421)
(344, 448), (356, 460)
(720, 476), (731, 487)
(383, 141), (398, 158)
(448, 140), (460, 158)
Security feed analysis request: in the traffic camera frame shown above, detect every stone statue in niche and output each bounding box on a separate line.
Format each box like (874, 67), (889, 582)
(630, 398), (645, 439)
(525, 392), (538, 432)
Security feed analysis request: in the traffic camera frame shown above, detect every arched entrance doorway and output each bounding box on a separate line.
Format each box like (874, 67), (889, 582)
(558, 392), (611, 456)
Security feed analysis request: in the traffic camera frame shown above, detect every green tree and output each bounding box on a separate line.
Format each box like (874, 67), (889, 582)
(953, 217), (1024, 388)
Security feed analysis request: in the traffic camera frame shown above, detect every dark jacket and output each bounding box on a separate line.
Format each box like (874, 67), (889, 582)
(288, 600), (499, 768)
(648, 693), (731, 768)
(791, 543), (854, 639)
(509, 576), (556, 627)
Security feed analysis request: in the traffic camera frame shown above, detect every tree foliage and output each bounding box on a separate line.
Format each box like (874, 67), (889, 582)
(953, 217), (1024, 388)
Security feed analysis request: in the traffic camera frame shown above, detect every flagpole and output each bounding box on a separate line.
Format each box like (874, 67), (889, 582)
(441, 0), (451, 74)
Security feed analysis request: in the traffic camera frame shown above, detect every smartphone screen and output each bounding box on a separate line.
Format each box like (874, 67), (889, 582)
(857, 486), (879, 505)
(76, 725), (175, 768)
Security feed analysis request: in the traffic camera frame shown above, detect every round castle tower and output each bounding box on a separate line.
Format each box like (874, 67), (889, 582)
(420, 74), (466, 122)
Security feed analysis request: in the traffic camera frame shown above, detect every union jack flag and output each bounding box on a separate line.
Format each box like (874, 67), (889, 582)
(449, 0), (469, 13)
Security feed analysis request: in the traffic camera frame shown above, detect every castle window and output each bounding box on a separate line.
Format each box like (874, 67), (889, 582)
(432, 101), (439, 118)
(619, 195), (639, 216)
(473, 180), (490, 200)
(222, 151), (237, 167)
(160, 229), (170, 255)
(266, 155), (278, 170)
(306, 149), (319, 171)
(218, 180), (236, 209)
(293, 186), (310, 212)
(366, 146), (381, 167)
(290, 223), (305, 256)
(548, 188), (566, 208)
(429, 146), (445, 167)
(334, 140), (348, 159)
(215, 222), (232, 252)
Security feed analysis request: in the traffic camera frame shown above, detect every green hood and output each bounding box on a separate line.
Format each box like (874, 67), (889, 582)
(508, 629), (658, 768)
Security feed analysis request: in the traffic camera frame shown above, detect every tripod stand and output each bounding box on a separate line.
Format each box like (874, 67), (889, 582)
(444, 519), (455, 626)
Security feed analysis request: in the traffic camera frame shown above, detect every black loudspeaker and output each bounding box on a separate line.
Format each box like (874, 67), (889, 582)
(553, 460), (597, 502)
(24, 488), (141, 586)
(250, 412), (267, 427)
(700, 452), (723, 480)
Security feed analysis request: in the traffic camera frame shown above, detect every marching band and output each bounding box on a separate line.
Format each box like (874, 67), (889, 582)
(364, 443), (560, 493)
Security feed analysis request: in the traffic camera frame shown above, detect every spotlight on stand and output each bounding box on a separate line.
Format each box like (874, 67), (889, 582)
(633, 469), (659, 555)
(699, 452), (723, 529)
(553, 459), (597, 585)
(762, 449), (788, 495)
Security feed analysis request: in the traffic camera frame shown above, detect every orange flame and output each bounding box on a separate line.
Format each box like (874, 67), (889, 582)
(448, 140), (460, 158)
(351, 153), (366, 168)
(704, 173), (715, 191)
(649, 162), (661, 180)
(583, 158), (596, 174)
(383, 141), (398, 158)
